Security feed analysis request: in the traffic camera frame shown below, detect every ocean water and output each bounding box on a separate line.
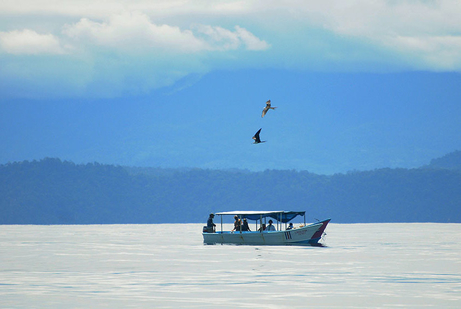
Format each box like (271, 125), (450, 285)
(1, 223), (460, 308)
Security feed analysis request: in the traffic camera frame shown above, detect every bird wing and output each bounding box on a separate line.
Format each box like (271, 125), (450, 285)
(262, 100), (272, 117)
(253, 128), (262, 143)
(261, 107), (268, 118)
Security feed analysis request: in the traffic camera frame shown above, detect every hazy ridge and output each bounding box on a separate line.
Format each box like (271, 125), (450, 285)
(1, 151), (460, 224)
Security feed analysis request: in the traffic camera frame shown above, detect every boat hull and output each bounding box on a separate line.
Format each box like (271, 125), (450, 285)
(203, 219), (330, 246)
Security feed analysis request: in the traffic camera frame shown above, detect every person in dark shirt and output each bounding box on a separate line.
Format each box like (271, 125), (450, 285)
(241, 218), (251, 231)
(258, 224), (266, 232)
(207, 213), (216, 233)
(286, 223), (294, 230)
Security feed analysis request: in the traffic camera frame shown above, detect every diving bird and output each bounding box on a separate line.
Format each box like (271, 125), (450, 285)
(261, 100), (277, 118)
(252, 128), (266, 144)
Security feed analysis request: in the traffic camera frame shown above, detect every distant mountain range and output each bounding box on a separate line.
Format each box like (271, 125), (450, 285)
(1, 151), (460, 224)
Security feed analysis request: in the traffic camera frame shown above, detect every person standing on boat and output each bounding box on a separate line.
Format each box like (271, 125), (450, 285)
(241, 218), (251, 231)
(207, 214), (216, 233)
(258, 224), (266, 232)
(231, 215), (241, 232)
(266, 220), (276, 231)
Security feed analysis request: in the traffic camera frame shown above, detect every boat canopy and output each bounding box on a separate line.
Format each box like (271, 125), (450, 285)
(214, 210), (306, 223)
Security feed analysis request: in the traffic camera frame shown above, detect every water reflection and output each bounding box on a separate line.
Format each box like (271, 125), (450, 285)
(0, 223), (460, 308)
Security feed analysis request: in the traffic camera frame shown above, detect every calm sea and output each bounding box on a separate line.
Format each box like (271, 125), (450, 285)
(1, 223), (460, 308)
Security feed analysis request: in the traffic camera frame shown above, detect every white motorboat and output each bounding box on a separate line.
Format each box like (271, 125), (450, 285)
(203, 210), (330, 246)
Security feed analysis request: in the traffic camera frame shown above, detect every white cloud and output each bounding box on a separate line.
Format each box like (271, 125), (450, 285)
(386, 35), (461, 70)
(193, 24), (270, 51)
(269, 0), (461, 71)
(0, 0), (251, 20)
(1, 1), (461, 98)
(62, 11), (206, 53)
(0, 8), (270, 97)
(62, 11), (269, 54)
(233, 25), (270, 51)
(0, 10), (270, 98)
(3, 1), (461, 69)
(0, 29), (64, 55)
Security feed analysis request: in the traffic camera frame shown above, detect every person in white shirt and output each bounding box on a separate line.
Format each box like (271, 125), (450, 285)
(266, 220), (276, 231)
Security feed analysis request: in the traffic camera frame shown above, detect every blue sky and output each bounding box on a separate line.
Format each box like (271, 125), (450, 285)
(1, 1), (461, 174)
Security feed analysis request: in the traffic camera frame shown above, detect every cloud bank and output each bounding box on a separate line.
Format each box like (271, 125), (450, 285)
(61, 11), (269, 54)
(0, 29), (64, 55)
(1, 0), (461, 97)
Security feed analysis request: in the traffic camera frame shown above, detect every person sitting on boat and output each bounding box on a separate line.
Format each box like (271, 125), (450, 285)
(241, 218), (251, 232)
(266, 220), (276, 231)
(258, 224), (266, 232)
(286, 223), (294, 230)
(231, 215), (241, 232)
(207, 213), (216, 233)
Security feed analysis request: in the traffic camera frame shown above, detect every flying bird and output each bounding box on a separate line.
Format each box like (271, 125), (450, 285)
(252, 128), (266, 144)
(261, 100), (277, 118)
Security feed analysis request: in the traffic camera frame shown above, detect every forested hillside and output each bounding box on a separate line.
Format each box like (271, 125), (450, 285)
(1, 155), (460, 224)
(426, 150), (461, 170)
